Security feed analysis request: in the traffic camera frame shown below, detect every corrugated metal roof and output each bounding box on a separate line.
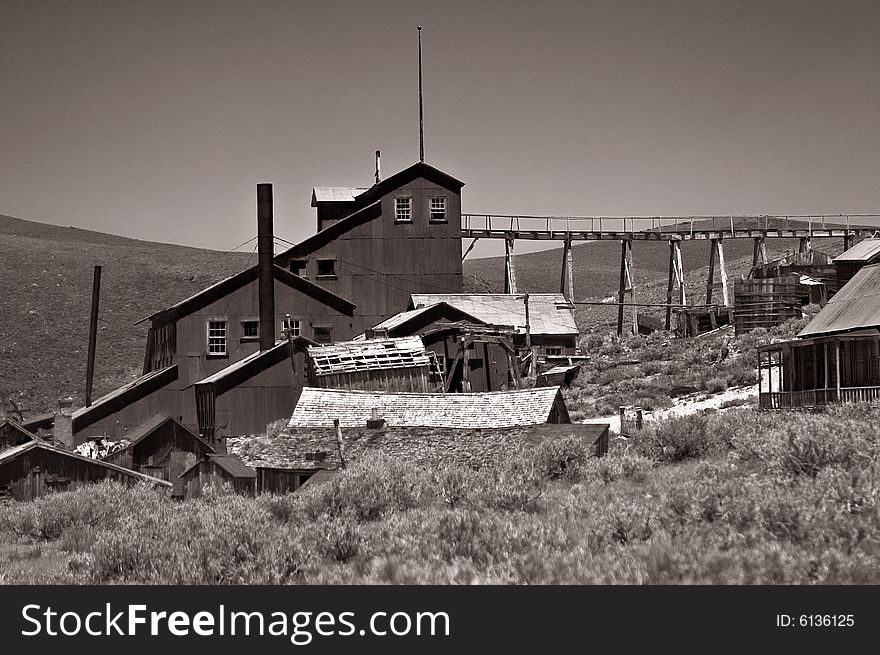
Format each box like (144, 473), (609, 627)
(308, 336), (431, 376)
(832, 238), (880, 263)
(799, 263), (880, 337)
(288, 386), (567, 429)
(229, 423), (607, 472)
(311, 187), (369, 203)
(410, 294), (578, 336)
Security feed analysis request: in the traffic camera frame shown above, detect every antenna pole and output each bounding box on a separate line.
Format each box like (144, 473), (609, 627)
(418, 25), (424, 162)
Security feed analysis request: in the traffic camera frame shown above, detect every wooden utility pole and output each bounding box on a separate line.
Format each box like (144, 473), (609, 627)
(334, 419), (347, 469)
(752, 236), (767, 267)
(85, 265), (102, 407)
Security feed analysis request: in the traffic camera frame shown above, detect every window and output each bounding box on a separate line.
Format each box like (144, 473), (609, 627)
(429, 196), (447, 222)
(545, 347), (563, 356)
(395, 196), (412, 222)
(241, 320), (259, 340)
(207, 320), (227, 355)
(281, 317), (301, 338)
(313, 326), (333, 344)
(317, 259), (336, 279)
(290, 259), (308, 277)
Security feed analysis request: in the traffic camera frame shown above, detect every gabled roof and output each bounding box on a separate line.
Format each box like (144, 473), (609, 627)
(311, 187), (369, 205)
(0, 419), (38, 447)
(288, 386), (569, 429)
(366, 302), (486, 337)
(410, 294), (579, 336)
(281, 162), (464, 259)
(0, 440), (173, 487)
(832, 238), (880, 264)
(799, 263), (880, 338)
(229, 423), (607, 472)
(138, 265), (355, 325)
(179, 453), (256, 479)
(104, 414), (215, 458)
(72, 364), (179, 432)
(194, 338), (306, 395)
(21, 412), (55, 432)
(308, 336), (431, 376)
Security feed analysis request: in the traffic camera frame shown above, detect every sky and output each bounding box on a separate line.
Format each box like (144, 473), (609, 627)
(2, 0), (879, 258)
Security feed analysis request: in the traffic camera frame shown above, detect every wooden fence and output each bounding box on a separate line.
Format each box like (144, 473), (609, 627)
(759, 386), (880, 409)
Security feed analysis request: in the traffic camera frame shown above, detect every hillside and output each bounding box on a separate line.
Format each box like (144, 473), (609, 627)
(0, 214), (252, 417)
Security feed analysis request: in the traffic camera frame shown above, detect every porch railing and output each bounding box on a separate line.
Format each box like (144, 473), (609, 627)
(759, 386), (880, 409)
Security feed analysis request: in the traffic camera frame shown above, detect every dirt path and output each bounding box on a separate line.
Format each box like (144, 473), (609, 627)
(580, 384), (759, 433)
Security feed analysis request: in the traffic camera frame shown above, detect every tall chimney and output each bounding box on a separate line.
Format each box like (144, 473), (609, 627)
(375, 150), (381, 183)
(257, 184), (275, 351)
(85, 265), (102, 407)
(54, 397), (74, 449)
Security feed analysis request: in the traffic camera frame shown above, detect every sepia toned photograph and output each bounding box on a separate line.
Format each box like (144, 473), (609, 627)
(2, 0), (880, 599)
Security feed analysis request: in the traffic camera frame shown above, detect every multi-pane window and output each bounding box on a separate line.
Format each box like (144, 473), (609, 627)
(545, 347), (563, 356)
(313, 326), (332, 344)
(290, 259), (308, 277)
(281, 317), (301, 338)
(429, 196), (447, 222)
(395, 196), (412, 222)
(207, 321), (227, 355)
(241, 320), (259, 340)
(317, 259), (336, 279)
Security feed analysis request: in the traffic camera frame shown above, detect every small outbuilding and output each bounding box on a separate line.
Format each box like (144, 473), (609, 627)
(0, 439), (171, 501)
(101, 414), (216, 497)
(178, 453), (257, 499)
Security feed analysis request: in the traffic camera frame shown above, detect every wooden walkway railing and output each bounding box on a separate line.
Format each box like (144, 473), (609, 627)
(759, 386), (880, 409)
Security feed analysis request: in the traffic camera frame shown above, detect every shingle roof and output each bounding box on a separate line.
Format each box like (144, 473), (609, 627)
(229, 423), (609, 472)
(288, 386), (568, 429)
(410, 294), (578, 336)
(311, 187), (369, 205)
(832, 238), (880, 264)
(179, 454), (257, 479)
(0, 440), (173, 487)
(799, 263), (880, 337)
(308, 336), (431, 376)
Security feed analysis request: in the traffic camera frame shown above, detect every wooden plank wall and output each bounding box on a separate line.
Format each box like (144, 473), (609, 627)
(733, 276), (805, 335)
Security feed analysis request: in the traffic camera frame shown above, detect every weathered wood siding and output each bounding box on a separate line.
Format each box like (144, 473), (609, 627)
(312, 365), (433, 392)
(74, 382), (194, 443)
(103, 421), (211, 497)
(256, 467), (313, 494)
(280, 177), (463, 336)
(180, 460), (256, 499)
(0, 449), (156, 502)
(173, 279), (353, 387)
(210, 356), (302, 439)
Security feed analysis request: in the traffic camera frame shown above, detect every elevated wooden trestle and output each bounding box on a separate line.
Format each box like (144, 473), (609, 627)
(461, 214), (878, 336)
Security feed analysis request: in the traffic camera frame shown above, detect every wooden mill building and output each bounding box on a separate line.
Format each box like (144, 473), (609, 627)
(71, 161), (465, 446)
(758, 263), (880, 408)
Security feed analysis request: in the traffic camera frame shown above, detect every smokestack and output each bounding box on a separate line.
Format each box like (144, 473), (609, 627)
(375, 150), (381, 184)
(85, 265), (101, 407)
(257, 184), (275, 351)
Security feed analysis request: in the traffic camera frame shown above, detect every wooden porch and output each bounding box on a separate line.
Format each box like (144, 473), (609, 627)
(758, 332), (880, 409)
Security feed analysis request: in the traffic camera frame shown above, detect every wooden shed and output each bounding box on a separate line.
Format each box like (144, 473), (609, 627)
(0, 440), (171, 501)
(101, 414), (215, 497)
(833, 238), (880, 289)
(178, 454), (257, 499)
